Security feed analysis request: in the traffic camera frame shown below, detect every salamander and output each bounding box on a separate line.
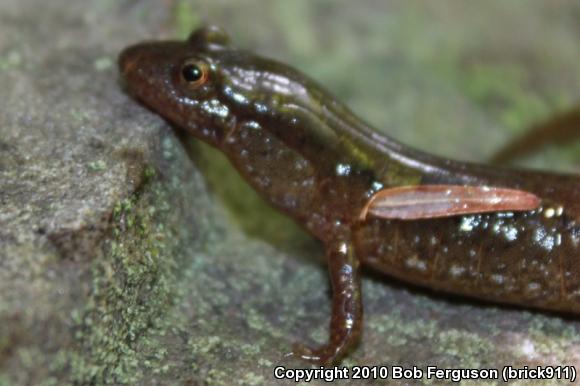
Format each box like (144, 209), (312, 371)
(119, 26), (579, 365)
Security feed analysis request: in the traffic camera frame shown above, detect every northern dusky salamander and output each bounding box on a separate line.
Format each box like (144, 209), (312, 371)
(119, 26), (579, 365)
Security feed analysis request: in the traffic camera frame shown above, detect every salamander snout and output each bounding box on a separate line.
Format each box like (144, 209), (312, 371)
(118, 45), (143, 79)
(119, 42), (180, 82)
(118, 41), (187, 105)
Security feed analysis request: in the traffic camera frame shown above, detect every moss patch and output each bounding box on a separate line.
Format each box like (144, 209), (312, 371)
(65, 169), (171, 383)
(39, 150), (201, 385)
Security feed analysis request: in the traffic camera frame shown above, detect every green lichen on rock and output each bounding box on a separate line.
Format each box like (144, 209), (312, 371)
(69, 169), (175, 383)
(57, 131), (216, 385)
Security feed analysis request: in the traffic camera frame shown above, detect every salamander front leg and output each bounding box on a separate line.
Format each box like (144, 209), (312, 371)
(290, 239), (363, 365)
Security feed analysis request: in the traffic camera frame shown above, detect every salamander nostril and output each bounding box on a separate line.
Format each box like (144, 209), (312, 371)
(118, 46), (142, 76)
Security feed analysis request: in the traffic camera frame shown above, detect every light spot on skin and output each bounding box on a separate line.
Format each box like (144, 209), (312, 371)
(301, 177), (315, 187)
(527, 282), (541, 292)
(262, 72), (308, 96)
(245, 121), (261, 130)
(201, 100), (229, 118)
(544, 208), (555, 218)
(491, 274), (505, 285)
(449, 264), (465, 277)
(344, 316), (354, 329)
(254, 103), (268, 114)
(502, 225), (518, 242)
(366, 181), (384, 198)
(223, 85), (249, 105)
(371, 181), (383, 191)
(405, 255), (427, 272)
(534, 228), (556, 251)
(496, 212), (514, 218)
(459, 216), (480, 232)
(228, 68), (259, 91)
(178, 96), (199, 107)
(335, 163), (351, 176)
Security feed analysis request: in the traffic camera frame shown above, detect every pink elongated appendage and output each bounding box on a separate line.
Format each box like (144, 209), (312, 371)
(359, 185), (541, 221)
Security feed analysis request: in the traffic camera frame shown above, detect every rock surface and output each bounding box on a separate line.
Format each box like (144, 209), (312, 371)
(0, 1), (579, 385)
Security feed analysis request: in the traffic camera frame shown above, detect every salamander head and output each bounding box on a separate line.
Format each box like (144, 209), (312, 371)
(119, 26), (316, 147)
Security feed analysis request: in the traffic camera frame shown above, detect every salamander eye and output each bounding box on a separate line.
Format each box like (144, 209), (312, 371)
(181, 61), (209, 86)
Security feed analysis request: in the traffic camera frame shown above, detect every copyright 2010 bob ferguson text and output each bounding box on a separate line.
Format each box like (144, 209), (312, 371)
(273, 365), (576, 383)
